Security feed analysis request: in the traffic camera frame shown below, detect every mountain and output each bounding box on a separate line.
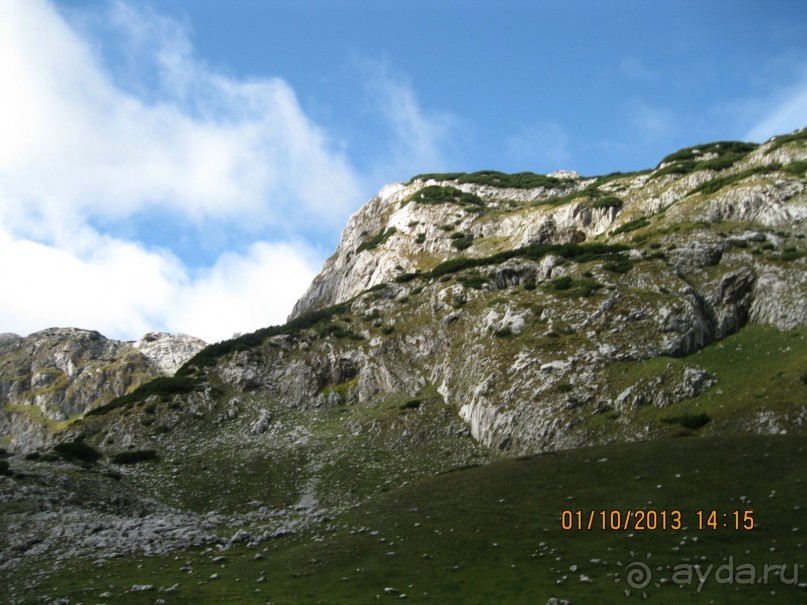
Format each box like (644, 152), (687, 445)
(1, 128), (806, 603)
(0, 329), (205, 451)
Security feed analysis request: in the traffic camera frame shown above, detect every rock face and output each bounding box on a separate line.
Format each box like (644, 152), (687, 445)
(276, 131), (807, 452)
(135, 332), (207, 375)
(291, 136), (807, 320)
(0, 328), (205, 451)
(68, 130), (805, 457)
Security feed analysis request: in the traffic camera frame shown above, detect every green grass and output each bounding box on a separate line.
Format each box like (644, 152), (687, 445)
(545, 276), (601, 298)
(357, 227), (397, 253)
(52, 439), (102, 463)
(654, 141), (758, 178)
(409, 185), (485, 208)
(661, 412), (711, 430)
(111, 449), (160, 464)
(678, 324), (807, 420)
(764, 127), (807, 153)
(782, 160), (807, 176)
(589, 196), (623, 210)
(395, 242), (629, 284)
(456, 271), (486, 289)
(611, 217), (650, 236)
(595, 324), (807, 439)
(451, 235), (474, 250)
(602, 256), (633, 273)
(85, 375), (198, 417)
(16, 433), (806, 604)
(688, 164), (782, 196)
(409, 170), (576, 189)
(531, 183), (622, 209)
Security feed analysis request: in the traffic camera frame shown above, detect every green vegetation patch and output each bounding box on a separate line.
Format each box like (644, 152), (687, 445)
(600, 324), (807, 438)
(661, 412), (711, 430)
(545, 276), (601, 297)
(530, 172), (629, 209)
(611, 217), (650, 235)
(589, 195), (623, 210)
(779, 248), (806, 262)
(764, 127), (807, 154)
(111, 449), (160, 464)
(399, 398), (422, 410)
(357, 227), (397, 253)
(782, 160), (807, 176)
(602, 256), (633, 273)
(410, 170), (576, 189)
(533, 183), (622, 209)
(312, 321), (364, 341)
(457, 271), (486, 290)
(410, 185), (485, 209)
(395, 242), (629, 284)
(654, 140), (758, 178)
(451, 234), (474, 250)
(25, 434), (807, 605)
(85, 375), (198, 417)
(53, 439), (102, 463)
(689, 164), (782, 196)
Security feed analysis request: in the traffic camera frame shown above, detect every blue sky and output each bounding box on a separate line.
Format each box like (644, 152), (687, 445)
(0, 0), (805, 342)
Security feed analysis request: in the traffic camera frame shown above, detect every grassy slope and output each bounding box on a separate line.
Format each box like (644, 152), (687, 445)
(584, 324), (807, 441)
(11, 433), (805, 604)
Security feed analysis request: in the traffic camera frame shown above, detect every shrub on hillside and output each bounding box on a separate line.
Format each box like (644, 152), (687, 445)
(111, 449), (160, 464)
(54, 440), (102, 463)
(662, 412), (711, 430)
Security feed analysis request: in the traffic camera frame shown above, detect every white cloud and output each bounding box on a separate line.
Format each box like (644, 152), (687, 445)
(744, 75), (807, 142)
(0, 226), (181, 339)
(0, 224), (319, 343)
(0, 0), (356, 342)
(167, 241), (320, 343)
(0, 0), (362, 239)
(505, 121), (571, 172)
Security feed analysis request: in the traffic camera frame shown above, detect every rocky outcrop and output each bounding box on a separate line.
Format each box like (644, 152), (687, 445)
(291, 132), (807, 319)
(186, 230), (804, 454)
(0, 328), (205, 452)
(276, 132), (807, 452)
(0, 455), (323, 569)
(134, 332), (206, 375)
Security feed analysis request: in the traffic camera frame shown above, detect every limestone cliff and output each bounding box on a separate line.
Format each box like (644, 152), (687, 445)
(291, 134), (807, 319)
(76, 129), (807, 457)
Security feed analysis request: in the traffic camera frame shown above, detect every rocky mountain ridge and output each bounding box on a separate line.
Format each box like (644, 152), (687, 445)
(1, 129), (806, 578)
(0, 328), (205, 451)
(292, 136), (806, 318)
